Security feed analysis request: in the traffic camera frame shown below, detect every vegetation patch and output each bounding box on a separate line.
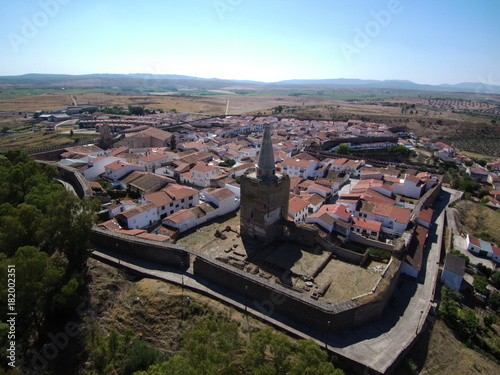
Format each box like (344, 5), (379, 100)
(444, 136), (500, 157)
(0, 151), (98, 370)
(454, 200), (500, 246)
(439, 285), (500, 361)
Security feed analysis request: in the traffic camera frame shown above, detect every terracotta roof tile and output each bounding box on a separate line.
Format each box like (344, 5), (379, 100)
(352, 217), (382, 231)
(289, 196), (309, 213)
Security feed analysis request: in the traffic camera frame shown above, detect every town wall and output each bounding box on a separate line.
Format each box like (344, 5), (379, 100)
(90, 223), (401, 334)
(411, 179), (443, 223)
(281, 221), (368, 265)
(349, 232), (395, 251)
(321, 135), (398, 150)
(57, 164), (92, 198)
(29, 138), (99, 160)
(91, 228), (189, 267)
(36, 160), (92, 198)
(193, 255), (395, 332)
(317, 236), (369, 265)
(420, 180), (442, 209)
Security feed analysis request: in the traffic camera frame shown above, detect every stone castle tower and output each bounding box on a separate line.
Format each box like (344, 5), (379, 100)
(99, 123), (113, 149)
(240, 125), (290, 243)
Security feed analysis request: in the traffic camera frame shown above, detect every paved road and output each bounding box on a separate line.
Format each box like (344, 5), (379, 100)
(329, 197), (444, 373)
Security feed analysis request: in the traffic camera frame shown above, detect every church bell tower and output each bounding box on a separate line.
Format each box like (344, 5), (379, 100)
(240, 125), (290, 243)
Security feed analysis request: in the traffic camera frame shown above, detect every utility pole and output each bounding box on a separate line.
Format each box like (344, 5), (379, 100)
(326, 320), (331, 351)
(416, 310), (423, 335)
(181, 261), (184, 321)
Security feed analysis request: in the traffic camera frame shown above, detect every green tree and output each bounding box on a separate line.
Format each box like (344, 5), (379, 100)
(290, 340), (343, 375)
(0, 246), (64, 337)
(269, 333), (293, 375)
(272, 105), (283, 114)
(39, 191), (97, 271)
(489, 293), (500, 310)
(0, 156), (98, 353)
(335, 144), (350, 155)
(473, 275), (488, 295)
(128, 105), (145, 116)
(135, 356), (197, 375)
(180, 319), (242, 374)
(484, 314), (496, 327)
(122, 339), (162, 375)
(491, 272), (500, 289)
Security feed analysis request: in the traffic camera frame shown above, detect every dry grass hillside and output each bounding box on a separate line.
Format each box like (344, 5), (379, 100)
(454, 200), (500, 245)
(400, 318), (500, 375)
(76, 258), (500, 375)
(1, 90), (499, 155)
(0, 92), (227, 114)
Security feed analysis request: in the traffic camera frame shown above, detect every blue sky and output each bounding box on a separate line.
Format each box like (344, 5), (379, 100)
(1, 0), (499, 85)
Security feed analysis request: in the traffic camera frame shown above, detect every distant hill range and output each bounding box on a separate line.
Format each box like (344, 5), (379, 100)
(1, 73), (499, 95)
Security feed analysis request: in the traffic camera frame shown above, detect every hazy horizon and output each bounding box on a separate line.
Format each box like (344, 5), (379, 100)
(1, 0), (499, 86)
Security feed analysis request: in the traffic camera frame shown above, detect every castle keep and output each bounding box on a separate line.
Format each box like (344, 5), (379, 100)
(240, 125), (290, 243)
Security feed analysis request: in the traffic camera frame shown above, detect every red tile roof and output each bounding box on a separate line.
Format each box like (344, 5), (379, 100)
(163, 184), (199, 200)
(352, 217), (382, 232)
(418, 208), (433, 223)
(318, 204), (351, 221)
(469, 235), (481, 247)
(118, 203), (156, 218)
(105, 160), (141, 171)
(332, 158), (349, 165)
(282, 157), (313, 168)
(145, 191), (173, 207)
(289, 196), (309, 213)
(493, 246), (500, 256)
(164, 209), (196, 224)
(206, 187), (235, 201)
(406, 225), (428, 271)
(191, 162), (216, 173)
(360, 201), (411, 224)
(137, 232), (170, 242)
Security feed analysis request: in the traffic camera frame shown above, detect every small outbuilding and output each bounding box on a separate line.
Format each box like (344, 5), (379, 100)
(441, 253), (466, 291)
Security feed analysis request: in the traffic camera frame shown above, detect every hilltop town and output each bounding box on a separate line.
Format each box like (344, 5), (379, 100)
(5, 103), (500, 374)
(42, 109), (500, 238)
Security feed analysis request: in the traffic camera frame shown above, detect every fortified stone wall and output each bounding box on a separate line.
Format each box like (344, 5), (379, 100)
(193, 255), (394, 332)
(281, 222), (368, 265)
(321, 136), (398, 150)
(420, 180), (442, 209)
(57, 164), (92, 198)
(317, 236), (369, 265)
(36, 160), (91, 198)
(281, 221), (318, 247)
(349, 232), (396, 252)
(90, 225), (400, 333)
(91, 228), (189, 267)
